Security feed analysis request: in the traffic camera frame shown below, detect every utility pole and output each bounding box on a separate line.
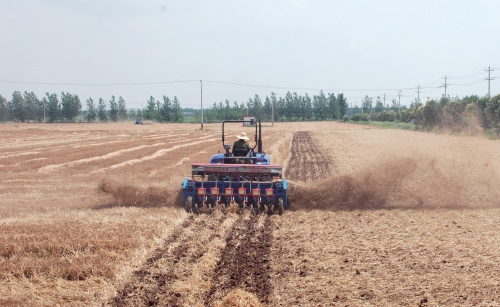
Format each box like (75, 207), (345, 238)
(43, 100), (45, 122)
(141, 102), (143, 121)
(200, 80), (203, 130)
(485, 66), (495, 98)
(398, 90), (402, 114)
(442, 75), (449, 98)
(383, 94), (386, 111)
(417, 85), (421, 103)
(271, 92), (275, 126)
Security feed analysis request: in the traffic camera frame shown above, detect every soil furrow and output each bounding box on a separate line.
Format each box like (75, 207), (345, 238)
(112, 211), (237, 307)
(112, 214), (200, 306)
(285, 131), (331, 182)
(205, 215), (273, 306)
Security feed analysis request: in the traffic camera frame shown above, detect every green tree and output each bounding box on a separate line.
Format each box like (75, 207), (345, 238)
(172, 96), (184, 122)
(118, 96), (127, 120)
(293, 92), (303, 120)
(10, 91), (26, 122)
(86, 98), (97, 122)
(145, 96), (157, 120)
(485, 94), (500, 132)
(46, 92), (61, 123)
(245, 97), (253, 117)
(374, 96), (384, 113)
(160, 95), (172, 122)
(328, 93), (338, 119)
(223, 100), (232, 120)
(337, 93), (348, 117)
(415, 105), (424, 124)
(284, 92), (294, 120)
(391, 99), (400, 113)
(422, 99), (439, 128)
(97, 98), (108, 122)
(361, 95), (372, 114)
(253, 94), (262, 119)
(303, 93), (313, 120)
(313, 91), (328, 120)
(0, 94), (8, 121)
(108, 95), (119, 122)
(277, 97), (285, 121)
(61, 92), (82, 122)
(23, 91), (38, 121)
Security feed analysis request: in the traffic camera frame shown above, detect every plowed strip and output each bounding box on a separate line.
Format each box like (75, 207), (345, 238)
(285, 131), (332, 182)
(112, 215), (198, 306)
(112, 212), (238, 307)
(205, 215), (273, 306)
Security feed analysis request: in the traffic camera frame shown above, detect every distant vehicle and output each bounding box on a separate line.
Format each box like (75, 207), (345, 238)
(135, 119), (143, 125)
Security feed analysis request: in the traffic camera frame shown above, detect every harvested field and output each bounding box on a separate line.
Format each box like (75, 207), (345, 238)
(1, 121), (500, 306)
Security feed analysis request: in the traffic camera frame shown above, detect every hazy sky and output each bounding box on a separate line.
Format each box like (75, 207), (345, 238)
(1, 0), (499, 110)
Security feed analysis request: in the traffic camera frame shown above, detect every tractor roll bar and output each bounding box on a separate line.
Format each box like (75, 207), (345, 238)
(221, 119), (262, 153)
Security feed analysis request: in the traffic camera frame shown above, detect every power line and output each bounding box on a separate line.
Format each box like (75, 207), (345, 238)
(450, 79), (486, 86)
(203, 80), (418, 92)
(421, 76), (444, 86)
(0, 80), (199, 86)
(0, 70), (492, 98)
(447, 70), (485, 79)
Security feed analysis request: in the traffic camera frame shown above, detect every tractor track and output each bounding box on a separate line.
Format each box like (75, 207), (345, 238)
(112, 215), (196, 306)
(285, 131), (332, 182)
(112, 213), (231, 307)
(112, 213), (273, 307)
(205, 215), (273, 306)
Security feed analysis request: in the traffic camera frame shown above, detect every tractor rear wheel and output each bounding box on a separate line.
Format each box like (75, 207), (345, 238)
(278, 197), (284, 215)
(192, 200), (200, 214)
(185, 196), (193, 213)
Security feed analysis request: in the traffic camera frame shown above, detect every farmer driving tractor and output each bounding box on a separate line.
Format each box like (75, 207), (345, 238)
(233, 132), (250, 156)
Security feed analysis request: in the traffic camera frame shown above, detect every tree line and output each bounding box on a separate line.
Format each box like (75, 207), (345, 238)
(2, 89), (499, 135)
(0, 91), (82, 123)
(140, 95), (185, 122)
(0, 91), (185, 123)
(350, 94), (500, 134)
(199, 91), (349, 122)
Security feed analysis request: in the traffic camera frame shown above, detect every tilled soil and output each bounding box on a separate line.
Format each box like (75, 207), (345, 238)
(112, 212), (236, 307)
(205, 215), (273, 306)
(285, 131), (332, 182)
(112, 213), (274, 307)
(112, 215), (199, 306)
(3, 122), (500, 306)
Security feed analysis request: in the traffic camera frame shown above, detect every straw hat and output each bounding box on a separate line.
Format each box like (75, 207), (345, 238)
(236, 132), (249, 140)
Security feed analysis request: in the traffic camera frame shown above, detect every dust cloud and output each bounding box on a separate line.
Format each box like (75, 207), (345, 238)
(289, 152), (500, 211)
(98, 179), (181, 208)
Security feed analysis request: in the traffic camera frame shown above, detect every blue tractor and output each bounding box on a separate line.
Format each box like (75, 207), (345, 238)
(182, 119), (288, 214)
